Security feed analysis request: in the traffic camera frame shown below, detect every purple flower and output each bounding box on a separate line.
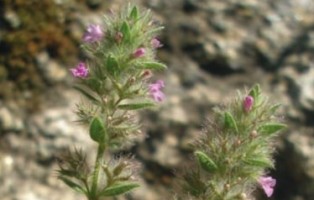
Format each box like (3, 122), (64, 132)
(70, 62), (88, 78)
(151, 38), (162, 48)
(243, 95), (254, 112)
(259, 176), (276, 197)
(83, 24), (103, 43)
(149, 80), (165, 102)
(133, 48), (146, 58)
(151, 91), (165, 102)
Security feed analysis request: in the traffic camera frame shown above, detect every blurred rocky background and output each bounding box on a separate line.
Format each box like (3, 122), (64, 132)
(0, 0), (313, 199)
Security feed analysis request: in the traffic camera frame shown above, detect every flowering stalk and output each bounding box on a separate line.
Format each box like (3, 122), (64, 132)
(58, 5), (166, 200)
(178, 85), (286, 200)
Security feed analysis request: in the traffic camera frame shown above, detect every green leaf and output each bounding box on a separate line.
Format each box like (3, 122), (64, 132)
(138, 62), (167, 70)
(99, 182), (140, 197)
(129, 6), (139, 20)
(146, 26), (164, 35)
(74, 85), (100, 104)
(120, 21), (131, 42)
(270, 104), (281, 113)
(86, 78), (102, 93)
(59, 176), (86, 194)
(195, 151), (218, 173)
(258, 123), (286, 135)
(249, 84), (261, 100)
(118, 102), (154, 110)
(57, 169), (77, 177)
(183, 170), (207, 197)
(106, 55), (119, 77)
(113, 161), (128, 176)
(224, 112), (238, 133)
(89, 117), (107, 143)
(244, 157), (273, 168)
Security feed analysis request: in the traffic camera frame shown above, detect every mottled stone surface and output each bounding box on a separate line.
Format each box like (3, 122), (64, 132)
(0, 0), (314, 200)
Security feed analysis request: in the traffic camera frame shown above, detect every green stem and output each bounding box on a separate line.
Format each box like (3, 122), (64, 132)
(90, 144), (106, 200)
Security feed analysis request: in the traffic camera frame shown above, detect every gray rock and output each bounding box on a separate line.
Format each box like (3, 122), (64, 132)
(277, 130), (314, 200)
(36, 52), (67, 83)
(281, 65), (314, 113)
(0, 106), (24, 132)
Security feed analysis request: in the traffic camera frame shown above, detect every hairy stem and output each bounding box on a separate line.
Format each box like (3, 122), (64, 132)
(89, 144), (106, 200)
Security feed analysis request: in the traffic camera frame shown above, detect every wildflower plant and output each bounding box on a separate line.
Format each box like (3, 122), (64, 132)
(58, 5), (166, 200)
(178, 85), (286, 200)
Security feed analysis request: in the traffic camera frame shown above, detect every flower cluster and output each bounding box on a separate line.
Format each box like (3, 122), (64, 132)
(61, 4), (284, 200)
(59, 5), (167, 200)
(178, 85), (285, 200)
(71, 23), (165, 103)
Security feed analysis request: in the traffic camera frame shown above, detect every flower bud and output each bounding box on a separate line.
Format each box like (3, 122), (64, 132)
(129, 77), (136, 84)
(124, 114), (131, 119)
(115, 32), (123, 43)
(250, 130), (258, 139)
(132, 48), (146, 58)
(240, 193), (247, 200)
(243, 95), (254, 112)
(141, 70), (153, 79)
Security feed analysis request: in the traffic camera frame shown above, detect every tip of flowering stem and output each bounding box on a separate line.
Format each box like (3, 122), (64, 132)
(132, 48), (146, 58)
(243, 95), (254, 113)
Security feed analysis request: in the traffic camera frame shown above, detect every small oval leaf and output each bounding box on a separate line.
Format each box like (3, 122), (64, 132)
(86, 78), (102, 93)
(89, 117), (107, 143)
(224, 112), (238, 133)
(120, 21), (131, 42)
(195, 151), (218, 173)
(59, 176), (86, 194)
(118, 102), (154, 110)
(99, 182), (140, 197)
(249, 84), (261, 100)
(138, 62), (167, 70)
(106, 55), (120, 77)
(244, 157), (273, 168)
(270, 104), (281, 113)
(129, 6), (139, 20)
(74, 85), (100, 104)
(258, 123), (286, 135)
